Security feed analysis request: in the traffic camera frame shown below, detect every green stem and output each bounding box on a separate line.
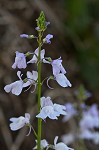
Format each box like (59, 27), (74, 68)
(37, 31), (42, 150)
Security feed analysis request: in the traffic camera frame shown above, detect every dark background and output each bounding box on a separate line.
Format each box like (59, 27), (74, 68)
(0, 0), (99, 150)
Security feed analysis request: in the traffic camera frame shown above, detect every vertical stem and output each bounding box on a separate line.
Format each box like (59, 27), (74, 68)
(37, 31), (42, 150)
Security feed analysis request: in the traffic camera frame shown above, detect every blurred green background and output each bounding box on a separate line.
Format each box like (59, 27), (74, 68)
(0, 0), (99, 150)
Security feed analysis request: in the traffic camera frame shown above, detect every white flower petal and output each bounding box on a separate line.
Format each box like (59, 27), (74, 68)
(10, 116), (25, 131)
(25, 113), (30, 123)
(10, 123), (23, 131)
(36, 106), (58, 120)
(54, 136), (74, 150)
(61, 133), (75, 145)
(27, 48), (45, 64)
(27, 48), (38, 64)
(25, 113), (30, 120)
(9, 114), (30, 131)
(17, 71), (22, 80)
(80, 130), (93, 140)
(54, 136), (58, 146)
(12, 63), (16, 69)
(51, 57), (66, 76)
(41, 96), (53, 108)
(10, 117), (19, 122)
(36, 109), (47, 120)
(27, 71), (38, 81)
(27, 71), (33, 79)
(32, 71), (38, 81)
(55, 142), (73, 150)
(41, 49), (45, 60)
(48, 112), (58, 120)
(55, 74), (72, 87)
(33, 139), (48, 150)
(4, 84), (12, 93)
(60, 64), (66, 74)
(41, 139), (48, 148)
(4, 80), (23, 96)
(54, 104), (67, 116)
(52, 65), (60, 76)
(11, 81), (23, 95)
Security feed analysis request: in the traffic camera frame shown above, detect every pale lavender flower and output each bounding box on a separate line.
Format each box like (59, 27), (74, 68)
(10, 113), (30, 131)
(33, 139), (48, 149)
(54, 136), (74, 150)
(12, 51), (27, 69)
(20, 34), (29, 38)
(27, 48), (45, 64)
(79, 129), (93, 140)
(4, 71), (24, 96)
(88, 104), (99, 117)
(80, 104), (99, 130)
(79, 104), (99, 144)
(36, 97), (67, 120)
(36, 105), (59, 120)
(43, 34), (53, 44)
(80, 114), (95, 129)
(63, 103), (77, 122)
(43, 56), (72, 88)
(61, 133), (75, 145)
(80, 112), (99, 129)
(44, 57), (71, 88)
(80, 129), (99, 144)
(4, 71), (37, 95)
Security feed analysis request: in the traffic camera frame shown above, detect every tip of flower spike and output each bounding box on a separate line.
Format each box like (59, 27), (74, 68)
(36, 11), (50, 31)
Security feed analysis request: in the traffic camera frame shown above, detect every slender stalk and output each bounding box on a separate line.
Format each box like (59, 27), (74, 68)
(37, 31), (42, 150)
(31, 125), (38, 138)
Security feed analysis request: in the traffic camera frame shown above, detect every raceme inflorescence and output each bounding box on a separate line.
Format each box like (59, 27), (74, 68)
(4, 11), (73, 150)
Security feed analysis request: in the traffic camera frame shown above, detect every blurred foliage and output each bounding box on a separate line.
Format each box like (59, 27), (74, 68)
(64, 0), (99, 90)
(75, 84), (91, 102)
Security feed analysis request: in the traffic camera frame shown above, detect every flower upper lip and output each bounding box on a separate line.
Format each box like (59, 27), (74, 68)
(12, 51), (27, 69)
